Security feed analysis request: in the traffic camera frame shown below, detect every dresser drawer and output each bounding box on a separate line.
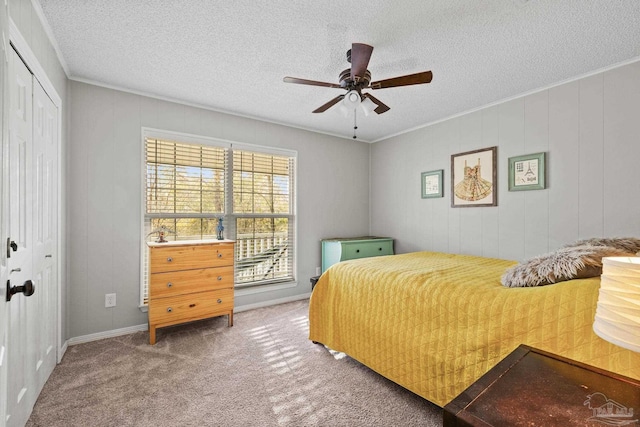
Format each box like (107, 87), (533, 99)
(149, 288), (234, 325)
(150, 243), (234, 272)
(150, 265), (234, 298)
(341, 240), (394, 260)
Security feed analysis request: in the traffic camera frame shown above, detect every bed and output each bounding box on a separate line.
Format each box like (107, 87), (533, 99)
(308, 251), (640, 407)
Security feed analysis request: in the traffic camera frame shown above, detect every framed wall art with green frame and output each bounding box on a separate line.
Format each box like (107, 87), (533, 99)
(508, 152), (546, 191)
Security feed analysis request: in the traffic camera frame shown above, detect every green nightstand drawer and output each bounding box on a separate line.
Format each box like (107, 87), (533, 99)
(341, 240), (393, 260)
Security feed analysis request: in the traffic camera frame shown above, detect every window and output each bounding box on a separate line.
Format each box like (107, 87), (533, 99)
(141, 131), (296, 305)
(145, 138), (226, 238)
(232, 151), (294, 286)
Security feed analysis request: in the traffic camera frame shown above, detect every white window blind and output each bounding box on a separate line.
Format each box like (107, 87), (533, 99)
(146, 137), (226, 228)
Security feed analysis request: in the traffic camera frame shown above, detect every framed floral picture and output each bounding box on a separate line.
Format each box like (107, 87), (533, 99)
(508, 152), (546, 191)
(451, 146), (497, 207)
(421, 169), (444, 198)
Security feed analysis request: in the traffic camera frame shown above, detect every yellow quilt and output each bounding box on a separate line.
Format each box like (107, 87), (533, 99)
(308, 251), (640, 407)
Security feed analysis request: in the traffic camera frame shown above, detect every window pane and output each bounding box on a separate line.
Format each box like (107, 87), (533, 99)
(233, 151), (290, 214)
(146, 138), (225, 215)
(149, 218), (218, 241)
(235, 217), (291, 285)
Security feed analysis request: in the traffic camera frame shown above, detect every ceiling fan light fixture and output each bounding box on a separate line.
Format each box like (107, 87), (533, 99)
(343, 90), (361, 109)
(360, 96), (377, 116)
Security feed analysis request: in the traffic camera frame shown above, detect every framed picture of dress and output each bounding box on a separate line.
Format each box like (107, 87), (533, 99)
(508, 152), (546, 191)
(451, 146), (497, 207)
(421, 169), (444, 199)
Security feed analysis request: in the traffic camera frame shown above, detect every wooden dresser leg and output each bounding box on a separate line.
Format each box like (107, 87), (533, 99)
(228, 311), (234, 327)
(149, 324), (156, 345)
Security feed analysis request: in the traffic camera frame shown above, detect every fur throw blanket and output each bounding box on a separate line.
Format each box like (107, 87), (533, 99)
(502, 243), (635, 287)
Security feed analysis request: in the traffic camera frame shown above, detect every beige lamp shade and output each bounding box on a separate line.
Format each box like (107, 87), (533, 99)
(593, 257), (640, 352)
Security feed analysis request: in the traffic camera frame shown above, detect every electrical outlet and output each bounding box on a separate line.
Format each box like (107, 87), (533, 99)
(316, 267), (321, 276)
(105, 293), (116, 308)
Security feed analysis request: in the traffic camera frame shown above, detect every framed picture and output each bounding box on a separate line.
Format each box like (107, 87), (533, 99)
(451, 146), (497, 207)
(421, 169), (444, 198)
(508, 152), (546, 191)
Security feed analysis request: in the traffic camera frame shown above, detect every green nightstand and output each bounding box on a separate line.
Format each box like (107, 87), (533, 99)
(321, 236), (394, 273)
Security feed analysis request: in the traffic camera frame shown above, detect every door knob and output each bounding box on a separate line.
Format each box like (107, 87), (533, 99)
(6, 279), (35, 302)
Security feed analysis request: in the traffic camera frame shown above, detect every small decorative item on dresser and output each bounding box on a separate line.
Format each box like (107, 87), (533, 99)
(147, 239), (235, 345)
(216, 217), (224, 240)
(146, 225), (175, 243)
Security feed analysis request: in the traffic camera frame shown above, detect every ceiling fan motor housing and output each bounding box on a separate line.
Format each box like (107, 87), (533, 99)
(339, 68), (371, 90)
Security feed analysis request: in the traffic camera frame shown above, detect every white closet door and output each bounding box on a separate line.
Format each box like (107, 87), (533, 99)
(6, 46), (35, 427)
(30, 79), (57, 400)
(5, 46), (59, 427)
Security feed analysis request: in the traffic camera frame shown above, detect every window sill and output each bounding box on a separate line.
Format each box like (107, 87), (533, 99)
(234, 280), (298, 297)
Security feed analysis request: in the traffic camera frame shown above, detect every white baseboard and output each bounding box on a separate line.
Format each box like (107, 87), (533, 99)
(58, 341), (68, 363)
(68, 324), (148, 346)
(234, 293), (311, 313)
(66, 294), (311, 345)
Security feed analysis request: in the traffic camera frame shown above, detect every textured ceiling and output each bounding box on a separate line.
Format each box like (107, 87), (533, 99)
(37, 0), (640, 142)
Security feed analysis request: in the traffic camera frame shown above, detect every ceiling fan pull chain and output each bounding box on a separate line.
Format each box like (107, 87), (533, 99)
(353, 110), (358, 139)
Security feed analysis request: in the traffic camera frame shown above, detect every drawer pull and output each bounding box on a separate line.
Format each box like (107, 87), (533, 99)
(217, 299), (222, 304)
(189, 303), (196, 308)
(167, 282), (173, 288)
(167, 257), (173, 262)
(356, 249), (360, 253)
(167, 307), (173, 313)
(217, 276), (223, 281)
(379, 247), (382, 251)
(217, 253), (223, 258)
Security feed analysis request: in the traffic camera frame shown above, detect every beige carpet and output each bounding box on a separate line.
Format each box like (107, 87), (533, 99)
(26, 299), (443, 426)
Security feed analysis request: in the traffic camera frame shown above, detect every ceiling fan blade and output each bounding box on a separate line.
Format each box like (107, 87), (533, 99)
(283, 76), (342, 88)
(312, 95), (345, 113)
(362, 93), (390, 114)
(369, 71), (433, 89)
(350, 43), (374, 83)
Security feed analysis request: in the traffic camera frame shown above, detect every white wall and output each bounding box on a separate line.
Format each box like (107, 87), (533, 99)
(67, 81), (371, 339)
(370, 60), (640, 261)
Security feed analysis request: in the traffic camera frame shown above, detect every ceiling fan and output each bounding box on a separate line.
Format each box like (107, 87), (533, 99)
(283, 43), (433, 115)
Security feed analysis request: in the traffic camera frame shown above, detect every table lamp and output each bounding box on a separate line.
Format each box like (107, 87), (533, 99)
(593, 257), (640, 352)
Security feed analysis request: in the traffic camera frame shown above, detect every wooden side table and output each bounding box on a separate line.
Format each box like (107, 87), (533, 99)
(444, 345), (640, 426)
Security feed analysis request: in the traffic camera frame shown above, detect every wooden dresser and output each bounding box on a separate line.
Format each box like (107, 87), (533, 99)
(147, 239), (235, 345)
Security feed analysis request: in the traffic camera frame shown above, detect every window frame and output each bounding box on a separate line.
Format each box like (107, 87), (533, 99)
(139, 128), (297, 307)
